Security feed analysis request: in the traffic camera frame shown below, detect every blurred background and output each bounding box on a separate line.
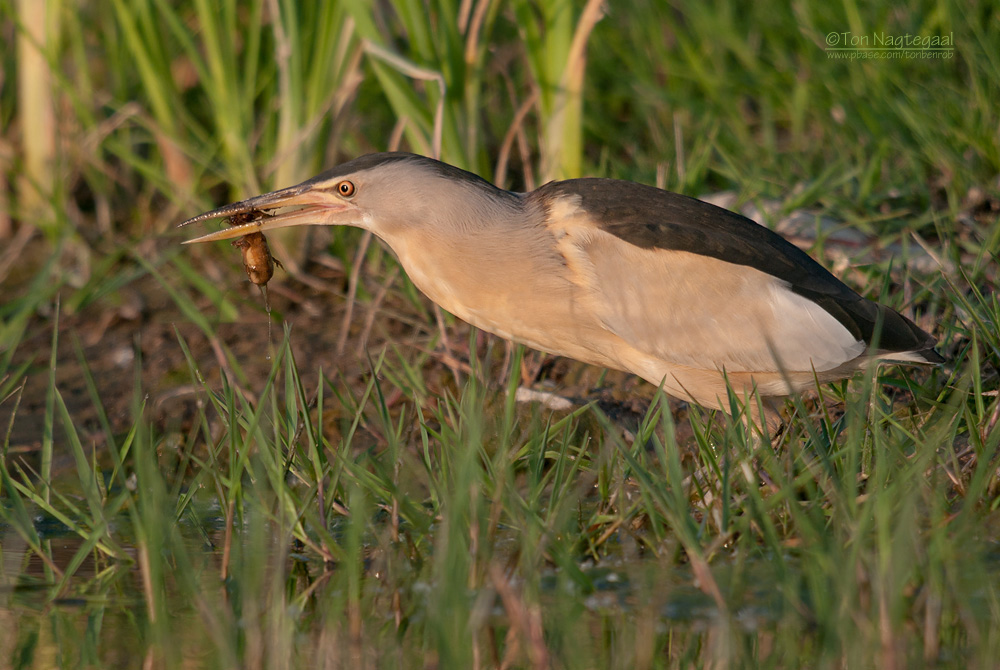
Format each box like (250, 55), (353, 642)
(1, 1), (998, 667)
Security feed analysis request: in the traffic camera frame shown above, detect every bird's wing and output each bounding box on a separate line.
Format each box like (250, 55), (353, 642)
(533, 179), (937, 373)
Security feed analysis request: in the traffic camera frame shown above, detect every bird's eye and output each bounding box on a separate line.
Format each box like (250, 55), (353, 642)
(337, 180), (356, 197)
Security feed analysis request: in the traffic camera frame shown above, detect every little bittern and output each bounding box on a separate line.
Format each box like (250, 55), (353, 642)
(181, 152), (940, 430)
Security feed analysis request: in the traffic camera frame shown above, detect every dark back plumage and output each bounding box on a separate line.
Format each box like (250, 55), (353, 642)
(533, 178), (940, 360)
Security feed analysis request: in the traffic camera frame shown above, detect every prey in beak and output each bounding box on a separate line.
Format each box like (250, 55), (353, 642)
(178, 180), (356, 245)
(179, 176), (362, 291)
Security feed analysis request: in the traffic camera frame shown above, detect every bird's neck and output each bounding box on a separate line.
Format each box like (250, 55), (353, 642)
(378, 196), (553, 324)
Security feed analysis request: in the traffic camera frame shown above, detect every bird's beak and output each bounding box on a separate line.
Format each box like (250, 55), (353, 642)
(178, 182), (355, 244)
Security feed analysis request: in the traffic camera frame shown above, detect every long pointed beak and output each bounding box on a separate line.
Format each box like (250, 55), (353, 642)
(179, 182), (353, 244)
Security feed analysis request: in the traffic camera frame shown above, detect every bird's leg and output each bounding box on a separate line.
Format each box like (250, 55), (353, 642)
(433, 304), (464, 388)
(741, 396), (787, 492)
(761, 397), (788, 446)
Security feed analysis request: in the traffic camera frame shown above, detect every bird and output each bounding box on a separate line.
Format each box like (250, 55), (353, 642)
(180, 152), (941, 432)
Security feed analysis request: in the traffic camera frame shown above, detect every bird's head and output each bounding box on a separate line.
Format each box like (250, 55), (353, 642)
(179, 152), (519, 244)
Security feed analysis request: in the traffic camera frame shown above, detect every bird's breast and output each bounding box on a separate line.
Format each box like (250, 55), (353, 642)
(383, 225), (625, 367)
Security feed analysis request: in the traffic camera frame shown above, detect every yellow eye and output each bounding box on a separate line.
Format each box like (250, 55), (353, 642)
(337, 180), (356, 197)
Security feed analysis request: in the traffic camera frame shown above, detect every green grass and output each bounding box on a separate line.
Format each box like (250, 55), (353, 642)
(2, 0), (999, 668)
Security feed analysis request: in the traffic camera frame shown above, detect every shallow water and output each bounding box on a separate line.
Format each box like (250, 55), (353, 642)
(0, 499), (848, 669)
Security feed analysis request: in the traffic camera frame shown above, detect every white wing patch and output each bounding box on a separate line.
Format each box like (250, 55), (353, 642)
(550, 214), (867, 375)
(765, 281), (865, 371)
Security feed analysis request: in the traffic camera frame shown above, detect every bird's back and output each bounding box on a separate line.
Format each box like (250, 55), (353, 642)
(531, 178), (940, 363)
